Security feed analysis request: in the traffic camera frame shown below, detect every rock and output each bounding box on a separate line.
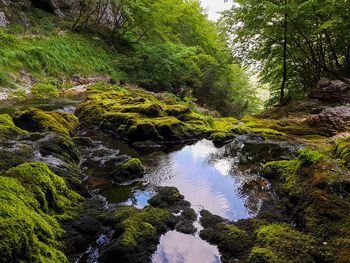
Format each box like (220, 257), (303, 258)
(148, 186), (190, 213)
(111, 158), (144, 183)
(99, 206), (175, 263)
(309, 78), (350, 103)
(0, 10), (9, 27)
(307, 106), (350, 136)
(75, 91), (211, 144)
(13, 108), (79, 136)
(131, 140), (162, 150)
(72, 136), (94, 147)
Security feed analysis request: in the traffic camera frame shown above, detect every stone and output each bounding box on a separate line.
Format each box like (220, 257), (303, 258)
(309, 78), (350, 103)
(307, 106), (350, 136)
(0, 10), (9, 27)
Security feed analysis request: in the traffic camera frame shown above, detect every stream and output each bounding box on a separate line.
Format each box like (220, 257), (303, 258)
(1, 97), (301, 263)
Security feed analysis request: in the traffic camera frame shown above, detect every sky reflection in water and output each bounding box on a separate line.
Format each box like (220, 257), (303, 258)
(146, 139), (257, 220)
(152, 231), (221, 263)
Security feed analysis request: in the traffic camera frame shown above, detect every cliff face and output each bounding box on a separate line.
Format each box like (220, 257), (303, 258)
(1, 0), (116, 26)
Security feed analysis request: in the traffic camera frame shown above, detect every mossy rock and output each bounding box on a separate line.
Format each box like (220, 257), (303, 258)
(38, 134), (81, 165)
(13, 108), (79, 136)
(0, 114), (28, 140)
(75, 91), (212, 143)
(0, 161), (83, 263)
(5, 162), (83, 218)
(148, 186), (190, 213)
(209, 131), (235, 145)
(112, 158), (144, 183)
(250, 224), (316, 263)
(0, 143), (34, 173)
(100, 205), (174, 263)
(199, 210), (251, 260)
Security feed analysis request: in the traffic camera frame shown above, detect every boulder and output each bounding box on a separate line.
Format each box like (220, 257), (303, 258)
(309, 78), (350, 103)
(307, 106), (350, 136)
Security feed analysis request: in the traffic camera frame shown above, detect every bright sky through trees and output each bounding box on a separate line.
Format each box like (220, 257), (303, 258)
(200, 0), (232, 20)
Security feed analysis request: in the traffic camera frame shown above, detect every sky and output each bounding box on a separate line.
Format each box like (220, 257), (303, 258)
(200, 0), (232, 21)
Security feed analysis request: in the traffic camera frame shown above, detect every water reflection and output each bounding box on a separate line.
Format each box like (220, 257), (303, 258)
(145, 139), (269, 220)
(152, 231), (221, 263)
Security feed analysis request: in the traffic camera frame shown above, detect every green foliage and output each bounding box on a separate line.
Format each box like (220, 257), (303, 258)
(222, 0), (350, 107)
(31, 83), (59, 98)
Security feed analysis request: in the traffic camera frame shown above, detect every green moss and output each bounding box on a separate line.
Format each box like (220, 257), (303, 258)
(335, 138), (350, 168)
(209, 132), (235, 145)
(252, 224), (316, 263)
(214, 117), (238, 132)
(251, 128), (286, 137)
(13, 108), (79, 136)
(249, 247), (278, 263)
(114, 206), (173, 246)
(118, 158), (144, 178)
(263, 160), (299, 179)
(76, 91), (212, 142)
(0, 168), (80, 262)
(0, 114), (28, 139)
(5, 162), (82, 219)
(297, 150), (324, 165)
(38, 134), (81, 165)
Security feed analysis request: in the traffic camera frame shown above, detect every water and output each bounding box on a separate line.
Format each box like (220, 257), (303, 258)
(152, 231), (221, 263)
(81, 137), (275, 263)
(143, 139), (270, 220)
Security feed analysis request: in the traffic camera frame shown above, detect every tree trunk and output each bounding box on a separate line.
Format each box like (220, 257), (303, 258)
(280, 3), (288, 105)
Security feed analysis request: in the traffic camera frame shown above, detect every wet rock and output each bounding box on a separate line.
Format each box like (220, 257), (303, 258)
(75, 91), (211, 144)
(228, 135), (302, 164)
(0, 114), (28, 140)
(38, 133), (80, 165)
(0, 10), (9, 27)
(309, 78), (350, 103)
(73, 136), (94, 147)
(111, 158), (144, 183)
(0, 142), (34, 173)
(199, 210), (252, 262)
(99, 206), (175, 263)
(307, 106), (350, 136)
(148, 186), (190, 213)
(131, 140), (161, 150)
(13, 107), (79, 136)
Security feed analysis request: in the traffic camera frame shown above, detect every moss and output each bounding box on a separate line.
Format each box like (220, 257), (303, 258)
(13, 108), (79, 136)
(251, 128), (286, 137)
(0, 114), (28, 139)
(5, 162), (82, 219)
(209, 132), (235, 145)
(0, 173), (75, 263)
(117, 158), (144, 179)
(214, 117), (238, 132)
(38, 134), (81, 165)
(335, 138), (350, 168)
(76, 91), (212, 143)
(249, 247), (278, 263)
(297, 150), (324, 165)
(240, 114), (317, 136)
(252, 224), (316, 263)
(114, 206), (173, 246)
(262, 160), (299, 179)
